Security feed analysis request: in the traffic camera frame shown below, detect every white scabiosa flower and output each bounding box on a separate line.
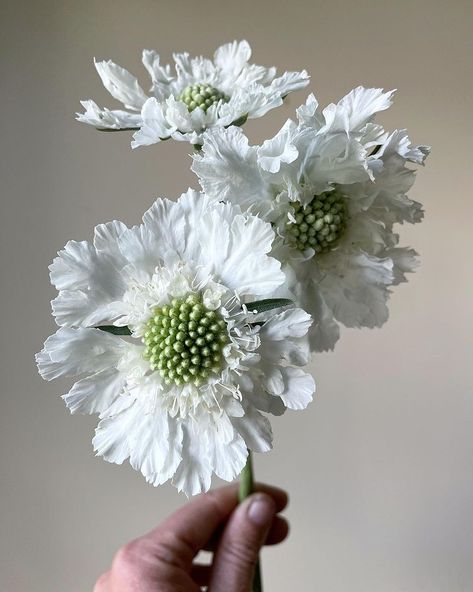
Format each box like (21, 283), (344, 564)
(76, 40), (309, 148)
(36, 189), (315, 495)
(192, 87), (430, 351)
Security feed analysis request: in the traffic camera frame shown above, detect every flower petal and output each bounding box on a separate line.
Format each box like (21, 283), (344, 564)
(49, 239), (127, 327)
(62, 367), (126, 416)
(76, 100), (141, 130)
(93, 396), (139, 465)
(94, 59), (148, 110)
(36, 327), (127, 380)
(131, 97), (175, 148)
(322, 87), (395, 133)
(306, 291), (341, 352)
(209, 414), (248, 481)
(269, 70), (310, 96)
(231, 406), (273, 452)
(142, 49), (174, 96)
(278, 367), (315, 410)
(257, 120), (298, 174)
(319, 251), (394, 329)
(214, 40), (252, 75)
(173, 421), (212, 496)
(200, 206), (285, 297)
(192, 126), (273, 212)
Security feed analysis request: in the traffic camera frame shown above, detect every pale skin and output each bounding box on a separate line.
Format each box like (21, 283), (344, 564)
(94, 483), (289, 592)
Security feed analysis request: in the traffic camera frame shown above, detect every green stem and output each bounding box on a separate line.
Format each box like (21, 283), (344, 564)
(238, 451), (263, 592)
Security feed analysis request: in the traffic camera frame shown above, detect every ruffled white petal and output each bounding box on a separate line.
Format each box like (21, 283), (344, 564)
(146, 419), (183, 486)
(261, 307), (312, 340)
(172, 421), (212, 496)
(377, 129), (430, 165)
(62, 367), (126, 415)
(76, 100), (141, 130)
(93, 220), (128, 253)
(278, 367), (315, 410)
(50, 239), (127, 327)
(192, 127), (273, 214)
(296, 127), (371, 191)
(319, 252), (394, 329)
(131, 98), (175, 148)
(115, 223), (167, 285)
(199, 205), (284, 297)
(257, 120), (298, 173)
(128, 398), (171, 477)
(231, 406), (273, 452)
(164, 94), (196, 132)
(322, 87), (395, 133)
(239, 83), (283, 119)
(258, 308), (312, 366)
(214, 40), (252, 76)
(368, 159), (424, 227)
(141, 49), (173, 97)
(141, 193), (189, 256)
(93, 396), (139, 465)
(306, 290), (341, 352)
(36, 327), (127, 380)
(209, 413), (248, 481)
(296, 93), (323, 128)
(382, 247), (419, 285)
(94, 59), (148, 110)
(269, 70), (310, 96)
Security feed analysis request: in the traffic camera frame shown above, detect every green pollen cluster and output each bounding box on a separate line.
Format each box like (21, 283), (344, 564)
(285, 191), (348, 254)
(179, 83), (229, 112)
(142, 294), (229, 387)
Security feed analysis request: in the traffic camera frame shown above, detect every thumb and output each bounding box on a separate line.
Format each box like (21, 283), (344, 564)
(209, 492), (276, 592)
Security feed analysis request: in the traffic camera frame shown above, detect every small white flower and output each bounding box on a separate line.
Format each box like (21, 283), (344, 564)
(192, 87), (430, 351)
(36, 189), (315, 495)
(76, 40), (309, 148)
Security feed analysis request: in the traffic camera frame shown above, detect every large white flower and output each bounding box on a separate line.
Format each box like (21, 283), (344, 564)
(36, 189), (315, 495)
(76, 40), (309, 148)
(192, 87), (430, 351)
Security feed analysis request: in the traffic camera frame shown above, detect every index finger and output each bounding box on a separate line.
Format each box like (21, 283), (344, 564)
(142, 482), (288, 562)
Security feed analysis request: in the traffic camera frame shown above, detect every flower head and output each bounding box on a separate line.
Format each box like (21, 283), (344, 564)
(36, 190), (315, 495)
(192, 87), (430, 351)
(76, 40), (309, 148)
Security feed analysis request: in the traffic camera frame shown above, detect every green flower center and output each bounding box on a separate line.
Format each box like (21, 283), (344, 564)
(179, 83), (229, 112)
(285, 191), (348, 254)
(142, 293), (229, 387)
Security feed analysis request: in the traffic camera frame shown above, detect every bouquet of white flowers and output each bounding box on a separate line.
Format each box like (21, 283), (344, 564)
(36, 40), (429, 590)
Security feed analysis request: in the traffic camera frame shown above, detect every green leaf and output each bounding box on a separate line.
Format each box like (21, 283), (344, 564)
(230, 113), (248, 127)
(97, 127), (140, 132)
(244, 298), (293, 314)
(97, 325), (132, 336)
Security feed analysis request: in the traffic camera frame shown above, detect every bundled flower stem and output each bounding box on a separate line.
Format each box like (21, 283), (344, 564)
(239, 451), (263, 592)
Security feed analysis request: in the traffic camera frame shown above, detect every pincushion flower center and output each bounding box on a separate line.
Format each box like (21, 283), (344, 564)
(179, 83), (229, 113)
(142, 293), (229, 387)
(285, 190), (348, 254)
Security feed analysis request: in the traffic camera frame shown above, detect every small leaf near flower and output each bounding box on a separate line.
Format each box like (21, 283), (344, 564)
(245, 298), (293, 314)
(97, 325), (132, 335)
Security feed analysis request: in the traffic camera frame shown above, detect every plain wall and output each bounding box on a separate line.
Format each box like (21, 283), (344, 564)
(1, 0), (472, 590)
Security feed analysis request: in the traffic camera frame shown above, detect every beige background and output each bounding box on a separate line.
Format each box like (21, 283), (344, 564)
(1, 0), (472, 590)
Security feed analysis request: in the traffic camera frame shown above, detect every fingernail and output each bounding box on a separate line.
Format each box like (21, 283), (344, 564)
(247, 494), (276, 526)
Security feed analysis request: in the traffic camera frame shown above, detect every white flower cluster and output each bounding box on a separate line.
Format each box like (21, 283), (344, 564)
(38, 40), (428, 495)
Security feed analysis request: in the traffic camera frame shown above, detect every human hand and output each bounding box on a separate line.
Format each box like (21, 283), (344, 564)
(94, 482), (289, 592)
